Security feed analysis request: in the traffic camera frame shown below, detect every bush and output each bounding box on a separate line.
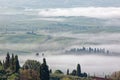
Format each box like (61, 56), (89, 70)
(20, 69), (40, 80)
(54, 70), (64, 74)
(23, 60), (41, 72)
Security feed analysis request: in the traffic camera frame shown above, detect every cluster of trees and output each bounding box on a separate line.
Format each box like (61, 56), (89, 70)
(1, 52), (113, 80)
(20, 58), (50, 80)
(66, 47), (110, 54)
(67, 64), (87, 77)
(0, 53), (114, 80)
(0, 53), (50, 80)
(52, 64), (87, 78)
(0, 53), (20, 73)
(20, 60), (41, 80)
(0, 53), (20, 79)
(111, 71), (120, 80)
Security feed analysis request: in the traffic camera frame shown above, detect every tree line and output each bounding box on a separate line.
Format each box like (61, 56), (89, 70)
(0, 52), (113, 80)
(66, 47), (110, 54)
(0, 53), (49, 80)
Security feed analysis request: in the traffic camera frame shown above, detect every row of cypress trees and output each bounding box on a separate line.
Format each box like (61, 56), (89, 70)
(0, 53), (87, 80)
(0, 53), (50, 80)
(0, 52), (20, 73)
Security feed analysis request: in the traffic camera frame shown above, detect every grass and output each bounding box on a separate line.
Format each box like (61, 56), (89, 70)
(0, 65), (3, 70)
(0, 34), (47, 43)
(51, 74), (92, 80)
(54, 37), (76, 44)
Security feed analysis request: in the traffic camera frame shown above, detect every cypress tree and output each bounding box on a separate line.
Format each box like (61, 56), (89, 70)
(77, 64), (81, 77)
(14, 55), (20, 73)
(49, 69), (52, 74)
(10, 54), (15, 71)
(2, 60), (5, 70)
(5, 52), (10, 69)
(40, 58), (49, 80)
(0, 60), (2, 66)
(67, 69), (69, 75)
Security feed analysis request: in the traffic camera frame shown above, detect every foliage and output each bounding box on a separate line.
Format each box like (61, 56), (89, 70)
(3, 53), (20, 73)
(54, 70), (64, 74)
(70, 64), (87, 77)
(8, 73), (19, 80)
(4, 52), (10, 69)
(76, 64), (81, 77)
(14, 55), (20, 73)
(10, 54), (15, 71)
(0, 53), (20, 80)
(111, 71), (120, 80)
(61, 77), (72, 80)
(49, 69), (52, 74)
(51, 74), (91, 80)
(20, 69), (40, 80)
(23, 60), (41, 72)
(70, 69), (77, 76)
(67, 69), (69, 75)
(40, 58), (50, 80)
(0, 53), (108, 80)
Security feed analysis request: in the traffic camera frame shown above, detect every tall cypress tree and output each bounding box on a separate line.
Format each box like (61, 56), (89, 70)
(67, 69), (69, 75)
(10, 54), (15, 71)
(40, 58), (49, 80)
(2, 60), (5, 70)
(0, 60), (2, 66)
(49, 69), (52, 74)
(14, 55), (20, 73)
(5, 52), (10, 69)
(77, 64), (81, 77)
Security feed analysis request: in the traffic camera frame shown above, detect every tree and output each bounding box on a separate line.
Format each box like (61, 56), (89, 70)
(23, 60), (41, 72)
(111, 71), (120, 80)
(49, 69), (52, 74)
(82, 72), (87, 77)
(14, 55), (20, 73)
(20, 69), (40, 80)
(76, 64), (81, 77)
(71, 69), (76, 76)
(54, 70), (63, 74)
(2, 60), (5, 70)
(10, 54), (15, 71)
(67, 69), (69, 75)
(5, 52), (10, 69)
(40, 58), (49, 80)
(0, 61), (2, 66)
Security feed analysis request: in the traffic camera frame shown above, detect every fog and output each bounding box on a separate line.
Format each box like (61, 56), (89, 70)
(0, 4), (120, 77)
(19, 54), (120, 76)
(0, 33), (120, 53)
(38, 7), (120, 19)
(1, 7), (120, 19)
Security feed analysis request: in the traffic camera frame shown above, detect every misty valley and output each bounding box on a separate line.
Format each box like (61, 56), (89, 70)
(0, 7), (120, 80)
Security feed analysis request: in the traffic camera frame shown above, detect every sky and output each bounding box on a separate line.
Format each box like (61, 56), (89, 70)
(0, 0), (120, 8)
